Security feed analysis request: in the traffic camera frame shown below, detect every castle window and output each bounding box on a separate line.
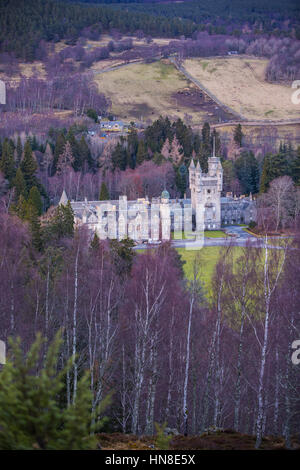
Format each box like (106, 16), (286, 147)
(207, 189), (211, 194)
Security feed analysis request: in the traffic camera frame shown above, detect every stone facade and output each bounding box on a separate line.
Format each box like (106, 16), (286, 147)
(189, 156), (223, 230)
(63, 152), (256, 240)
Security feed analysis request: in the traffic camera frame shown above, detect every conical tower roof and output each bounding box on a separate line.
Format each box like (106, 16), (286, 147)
(59, 189), (68, 206)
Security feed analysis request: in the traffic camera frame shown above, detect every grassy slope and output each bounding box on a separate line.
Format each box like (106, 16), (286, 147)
(184, 57), (299, 121)
(94, 60), (201, 122)
(178, 246), (243, 296)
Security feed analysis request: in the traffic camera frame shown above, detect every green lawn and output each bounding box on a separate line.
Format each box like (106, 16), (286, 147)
(177, 246), (243, 297)
(204, 230), (227, 238)
(171, 230), (227, 240)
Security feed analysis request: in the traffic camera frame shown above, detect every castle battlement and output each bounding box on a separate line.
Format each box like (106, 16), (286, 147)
(189, 156), (223, 230)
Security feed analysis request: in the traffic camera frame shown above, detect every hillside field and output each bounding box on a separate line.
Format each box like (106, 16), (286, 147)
(94, 60), (224, 123)
(184, 57), (299, 121)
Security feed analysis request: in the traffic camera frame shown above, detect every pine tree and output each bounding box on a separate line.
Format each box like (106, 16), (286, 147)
(53, 132), (66, 174)
(13, 168), (27, 199)
(78, 135), (92, 170)
(112, 142), (127, 171)
(67, 129), (81, 171)
(234, 151), (259, 195)
(136, 140), (147, 166)
(202, 122), (210, 146)
(99, 181), (109, 201)
(26, 203), (43, 251)
(260, 152), (288, 193)
(62, 201), (74, 237)
(0, 332), (107, 450)
(20, 140), (37, 192)
(14, 194), (28, 220)
(45, 201), (74, 241)
(28, 186), (43, 216)
(292, 146), (300, 185)
(90, 232), (100, 250)
(0, 138), (15, 181)
(234, 124), (243, 147)
(211, 129), (221, 156)
(16, 136), (23, 167)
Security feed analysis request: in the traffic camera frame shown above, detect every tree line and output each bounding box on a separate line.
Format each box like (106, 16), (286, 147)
(0, 207), (299, 447)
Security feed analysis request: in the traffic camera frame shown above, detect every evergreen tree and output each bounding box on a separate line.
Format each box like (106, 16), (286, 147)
(78, 135), (93, 170)
(0, 332), (106, 450)
(292, 146), (300, 185)
(127, 127), (139, 168)
(53, 132), (66, 174)
(0, 138), (15, 181)
(90, 232), (100, 250)
(16, 136), (23, 167)
(112, 142), (127, 171)
(234, 124), (244, 147)
(67, 129), (81, 171)
(45, 201), (74, 242)
(13, 194), (28, 220)
(26, 203), (43, 251)
(202, 122), (210, 146)
(172, 118), (193, 158)
(28, 186), (43, 216)
(176, 165), (187, 198)
(211, 129), (221, 156)
(62, 201), (75, 237)
(110, 237), (135, 276)
(136, 140), (147, 165)
(13, 168), (27, 199)
(260, 152), (288, 192)
(99, 181), (109, 201)
(234, 151), (259, 195)
(20, 140), (37, 192)
(86, 108), (98, 122)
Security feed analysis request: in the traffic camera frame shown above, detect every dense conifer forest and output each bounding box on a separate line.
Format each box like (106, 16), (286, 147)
(1, 0), (299, 60)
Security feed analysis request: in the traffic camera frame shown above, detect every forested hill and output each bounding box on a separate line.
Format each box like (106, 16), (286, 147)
(0, 0), (197, 61)
(1, 0), (299, 62)
(65, 0), (300, 36)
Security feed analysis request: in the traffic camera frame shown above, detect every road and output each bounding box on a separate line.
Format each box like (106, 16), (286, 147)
(133, 226), (287, 250)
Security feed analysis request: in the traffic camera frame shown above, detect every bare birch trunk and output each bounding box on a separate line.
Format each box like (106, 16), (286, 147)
(72, 247), (79, 404)
(183, 296), (193, 436)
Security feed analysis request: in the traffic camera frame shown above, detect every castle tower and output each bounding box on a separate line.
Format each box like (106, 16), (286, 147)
(189, 151), (223, 230)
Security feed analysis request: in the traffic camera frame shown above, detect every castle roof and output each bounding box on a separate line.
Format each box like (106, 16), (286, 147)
(59, 189), (68, 206)
(196, 160), (201, 171)
(189, 159), (195, 169)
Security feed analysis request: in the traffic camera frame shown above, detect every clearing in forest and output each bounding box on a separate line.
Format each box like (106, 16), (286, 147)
(94, 60), (221, 123)
(184, 57), (299, 121)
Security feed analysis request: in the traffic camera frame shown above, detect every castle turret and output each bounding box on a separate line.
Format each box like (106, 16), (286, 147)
(189, 152), (223, 230)
(59, 189), (68, 206)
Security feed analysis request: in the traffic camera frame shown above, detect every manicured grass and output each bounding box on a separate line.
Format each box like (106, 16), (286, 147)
(204, 230), (227, 238)
(177, 246), (243, 296)
(171, 230), (227, 239)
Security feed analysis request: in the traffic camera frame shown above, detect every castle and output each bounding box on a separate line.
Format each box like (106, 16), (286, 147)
(189, 156), (223, 230)
(62, 153), (255, 241)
